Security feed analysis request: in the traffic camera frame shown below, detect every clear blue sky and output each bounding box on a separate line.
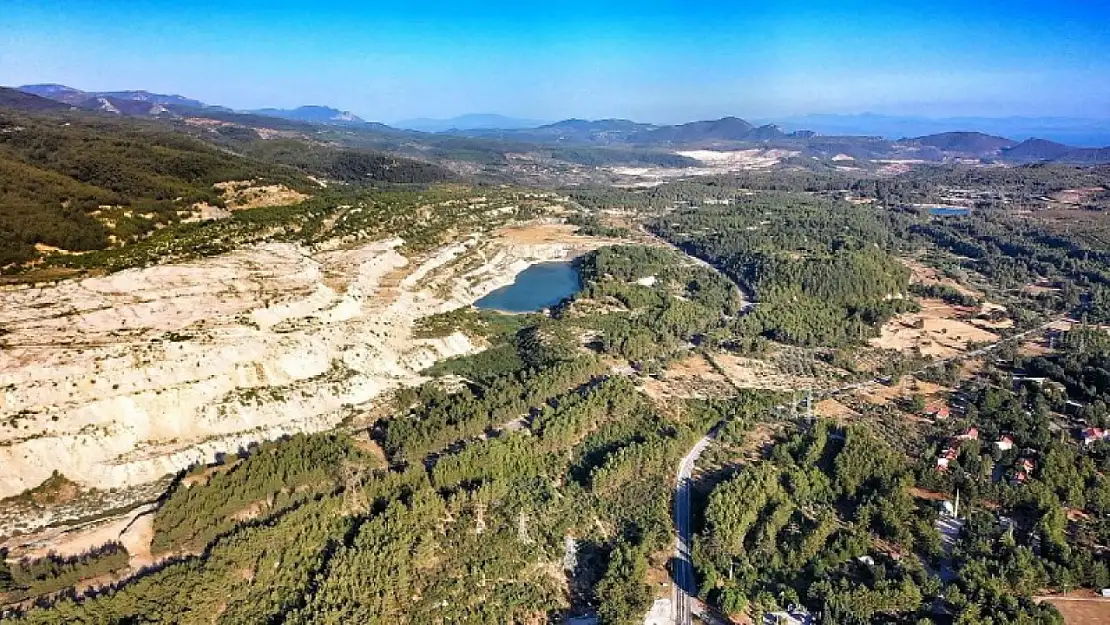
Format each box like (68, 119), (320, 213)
(2, 0), (1108, 123)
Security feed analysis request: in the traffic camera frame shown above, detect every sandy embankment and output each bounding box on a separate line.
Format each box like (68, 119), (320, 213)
(2, 503), (156, 570)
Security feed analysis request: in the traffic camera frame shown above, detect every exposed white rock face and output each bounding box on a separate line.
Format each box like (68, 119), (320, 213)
(0, 229), (600, 531)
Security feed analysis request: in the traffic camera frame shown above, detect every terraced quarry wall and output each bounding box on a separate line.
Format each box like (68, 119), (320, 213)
(0, 223), (610, 535)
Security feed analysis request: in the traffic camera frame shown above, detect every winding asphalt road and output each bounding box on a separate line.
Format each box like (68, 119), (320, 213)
(672, 434), (713, 625)
(670, 317), (1067, 624)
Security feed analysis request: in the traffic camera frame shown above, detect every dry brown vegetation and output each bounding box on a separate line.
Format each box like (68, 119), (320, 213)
(814, 397), (859, 421)
(904, 258), (981, 299)
(870, 298), (1000, 358)
(1024, 206), (1110, 250)
(351, 433), (389, 468)
(1049, 187), (1105, 206)
(181, 461), (241, 488)
(214, 180), (309, 210)
(712, 352), (823, 391)
(640, 353), (734, 400)
(857, 377), (945, 407)
(229, 499), (270, 522)
(1040, 595), (1110, 625)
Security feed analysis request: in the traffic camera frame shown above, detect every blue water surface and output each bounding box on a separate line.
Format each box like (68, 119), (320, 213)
(475, 261), (581, 313)
(929, 206), (970, 216)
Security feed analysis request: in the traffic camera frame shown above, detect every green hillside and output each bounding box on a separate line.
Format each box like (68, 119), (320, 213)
(0, 106), (459, 268)
(0, 109), (311, 266)
(238, 138), (455, 184)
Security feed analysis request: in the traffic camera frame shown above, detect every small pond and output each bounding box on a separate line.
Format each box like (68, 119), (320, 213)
(475, 261), (581, 313)
(929, 206), (971, 216)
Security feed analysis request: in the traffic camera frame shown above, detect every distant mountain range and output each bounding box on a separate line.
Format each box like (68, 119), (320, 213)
(454, 117), (810, 146)
(394, 113), (548, 132)
(763, 113), (1110, 147)
(14, 84), (368, 127)
(1001, 138), (1110, 164)
(248, 106), (366, 125)
(899, 131), (1110, 163)
(910, 131), (1017, 154)
(0, 87), (71, 112)
(4, 83), (1109, 164)
(18, 83), (207, 109)
(461, 118), (657, 144)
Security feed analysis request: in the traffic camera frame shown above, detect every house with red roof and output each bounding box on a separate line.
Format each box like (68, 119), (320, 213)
(925, 403), (950, 420)
(1082, 427), (1109, 446)
(955, 427), (979, 441)
(936, 447), (959, 471)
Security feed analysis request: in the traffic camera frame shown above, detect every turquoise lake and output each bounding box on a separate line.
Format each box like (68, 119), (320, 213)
(475, 261), (581, 313)
(929, 206), (970, 216)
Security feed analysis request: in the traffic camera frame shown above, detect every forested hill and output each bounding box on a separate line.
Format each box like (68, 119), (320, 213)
(0, 245), (771, 623)
(231, 138), (455, 185)
(454, 116), (794, 146)
(908, 131), (1017, 154)
(0, 87), (70, 112)
(0, 105), (456, 268)
(0, 108), (309, 266)
(652, 191), (914, 347)
(1003, 139), (1076, 162)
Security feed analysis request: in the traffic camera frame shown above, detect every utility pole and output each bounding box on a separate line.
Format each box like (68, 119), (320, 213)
(517, 511), (533, 545)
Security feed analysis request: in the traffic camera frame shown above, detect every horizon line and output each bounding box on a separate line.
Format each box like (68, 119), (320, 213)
(9, 83), (1110, 127)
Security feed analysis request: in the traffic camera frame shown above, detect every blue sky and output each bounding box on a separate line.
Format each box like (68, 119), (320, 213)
(2, 0), (1108, 123)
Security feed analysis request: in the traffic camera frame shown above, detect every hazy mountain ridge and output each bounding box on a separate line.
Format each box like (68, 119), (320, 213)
(1000, 138), (1110, 164)
(5, 84), (1109, 163)
(1001, 138), (1075, 162)
(628, 116), (756, 144)
(19, 84), (205, 109)
(768, 112), (1110, 147)
(16, 84), (370, 127)
(17, 83), (97, 105)
(449, 116), (1110, 162)
(456, 118), (658, 144)
(0, 87), (71, 111)
(395, 113), (548, 132)
(454, 117), (799, 146)
(248, 105), (367, 125)
(905, 131), (1017, 154)
(96, 90), (206, 109)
